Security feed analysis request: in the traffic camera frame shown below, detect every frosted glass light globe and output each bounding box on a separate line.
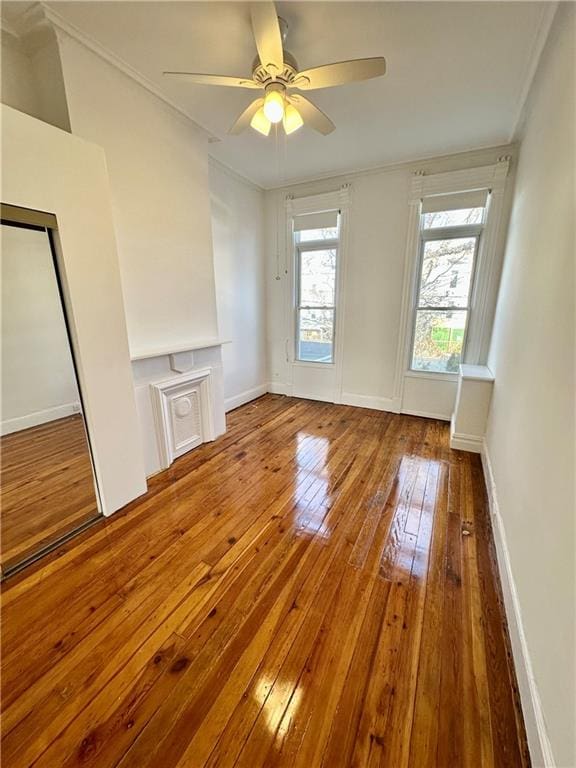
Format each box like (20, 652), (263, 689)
(263, 90), (285, 124)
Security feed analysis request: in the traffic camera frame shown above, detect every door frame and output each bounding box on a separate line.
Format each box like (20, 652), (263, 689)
(285, 185), (351, 403)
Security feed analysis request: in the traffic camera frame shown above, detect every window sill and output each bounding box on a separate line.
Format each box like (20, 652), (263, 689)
(404, 370), (458, 383)
(293, 360), (335, 369)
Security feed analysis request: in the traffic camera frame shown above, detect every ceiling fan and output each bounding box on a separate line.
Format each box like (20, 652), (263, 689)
(163, 1), (386, 137)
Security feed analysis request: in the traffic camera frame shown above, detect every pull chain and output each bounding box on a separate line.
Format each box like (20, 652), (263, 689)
(274, 123), (281, 281)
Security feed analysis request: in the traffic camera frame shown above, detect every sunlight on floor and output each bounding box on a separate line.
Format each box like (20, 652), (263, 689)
(294, 432), (332, 538)
(253, 673), (303, 738)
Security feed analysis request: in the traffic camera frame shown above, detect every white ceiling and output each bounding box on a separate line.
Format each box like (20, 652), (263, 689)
(17, 2), (554, 187)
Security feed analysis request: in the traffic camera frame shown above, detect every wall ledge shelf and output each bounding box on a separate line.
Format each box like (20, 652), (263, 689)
(459, 364), (495, 382)
(130, 339), (230, 362)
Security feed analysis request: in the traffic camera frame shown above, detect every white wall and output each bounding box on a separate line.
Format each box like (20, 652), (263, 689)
(484, 6), (575, 767)
(265, 145), (514, 418)
(1, 30), (40, 119)
(0, 27), (70, 131)
(2, 104), (147, 514)
(55, 31), (219, 356)
(1, 224), (80, 434)
(209, 160), (266, 411)
(52, 30), (232, 473)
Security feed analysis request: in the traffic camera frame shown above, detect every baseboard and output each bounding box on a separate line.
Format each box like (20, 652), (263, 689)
(266, 381), (293, 396)
(481, 442), (556, 768)
(0, 402), (81, 436)
(340, 392), (401, 413)
(224, 384), (267, 412)
(400, 407), (451, 422)
(449, 416), (483, 453)
(265, 386), (403, 413)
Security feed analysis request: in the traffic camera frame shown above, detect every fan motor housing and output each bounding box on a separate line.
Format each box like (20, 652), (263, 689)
(252, 50), (299, 87)
(251, 16), (299, 86)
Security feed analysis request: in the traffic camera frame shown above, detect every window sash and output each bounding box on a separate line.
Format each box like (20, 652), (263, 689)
(409, 232), (481, 373)
(297, 245), (337, 309)
(416, 234), (480, 311)
(296, 308), (335, 364)
(421, 223), (483, 239)
(410, 308), (469, 373)
(295, 240), (338, 364)
(294, 236), (339, 248)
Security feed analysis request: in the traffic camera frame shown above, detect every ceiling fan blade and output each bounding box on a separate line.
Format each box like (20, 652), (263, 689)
(228, 98), (264, 134)
(250, 2), (284, 75)
(289, 95), (335, 135)
(292, 57), (386, 90)
(163, 72), (261, 89)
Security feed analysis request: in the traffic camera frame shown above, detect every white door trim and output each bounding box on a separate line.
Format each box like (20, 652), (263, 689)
(284, 185), (351, 403)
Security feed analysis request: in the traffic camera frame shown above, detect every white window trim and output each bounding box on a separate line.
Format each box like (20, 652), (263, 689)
(393, 158), (511, 402)
(285, 185), (351, 400)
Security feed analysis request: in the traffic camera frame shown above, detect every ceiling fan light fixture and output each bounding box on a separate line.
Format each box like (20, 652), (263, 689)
(165, 2), (387, 140)
(283, 103), (303, 135)
(263, 86), (285, 124)
(250, 107), (272, 135)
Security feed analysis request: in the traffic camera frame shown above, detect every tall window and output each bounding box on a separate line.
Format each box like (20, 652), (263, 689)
(410, 191), (488, 373)
(294, 210), (340, 364)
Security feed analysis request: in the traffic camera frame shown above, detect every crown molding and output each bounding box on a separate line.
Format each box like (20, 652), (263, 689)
(508, 2), (558, 142)
(37, 2), (218, 143)
(2, 2), (54, 53)
(208, 156), (264, 193)
(265, 142), (518, 192)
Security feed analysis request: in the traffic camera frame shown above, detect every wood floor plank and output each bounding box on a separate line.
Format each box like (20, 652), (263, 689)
(407, 461), (449, 768)
(436, 459), (466, 767)
(460, 455), (494, 768)
(0, 395), (530, 768)
(0, 415), (99, 567)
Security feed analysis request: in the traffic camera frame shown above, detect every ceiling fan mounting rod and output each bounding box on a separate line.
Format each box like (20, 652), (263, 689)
(277, 16), (289, 44)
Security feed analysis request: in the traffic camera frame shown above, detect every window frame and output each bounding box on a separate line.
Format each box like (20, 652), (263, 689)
(409, 218), (484, 376)
(294, 234), (340, 365)
(392, 159), (511, 407)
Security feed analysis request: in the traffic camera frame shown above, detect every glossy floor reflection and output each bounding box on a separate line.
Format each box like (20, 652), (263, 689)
(0, 415), (99, 570)
(1, 395), (529, 767)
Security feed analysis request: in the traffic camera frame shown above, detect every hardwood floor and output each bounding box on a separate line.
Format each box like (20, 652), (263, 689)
(0, 415), (100, 570)
(0, 395), (529, 767)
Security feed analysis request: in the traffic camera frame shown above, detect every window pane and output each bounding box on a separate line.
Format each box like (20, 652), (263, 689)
(412, 310), (467, 372)
(297, 227), (339, 242)
(422, 208), (484, 228)
(299, 250), (336, 307)
(297, 309), (334, 362)
(418, 237), (475, 308)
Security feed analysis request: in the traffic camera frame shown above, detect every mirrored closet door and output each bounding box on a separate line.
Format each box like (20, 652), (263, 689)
(1, 206), (101, 575)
